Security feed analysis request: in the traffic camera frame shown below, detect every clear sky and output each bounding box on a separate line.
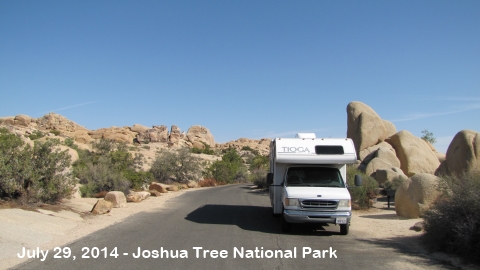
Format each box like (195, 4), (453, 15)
(1, 1), (479, 153)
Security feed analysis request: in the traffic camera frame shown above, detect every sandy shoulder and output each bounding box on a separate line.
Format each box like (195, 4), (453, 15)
(0, 188), (196, 269)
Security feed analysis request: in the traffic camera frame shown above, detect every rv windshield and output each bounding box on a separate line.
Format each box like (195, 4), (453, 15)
(285, 167), (345, 188)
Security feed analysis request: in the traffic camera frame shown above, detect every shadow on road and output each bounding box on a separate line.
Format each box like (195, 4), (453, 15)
(355, 236), (464, 269)
(185, 204), (341, 236)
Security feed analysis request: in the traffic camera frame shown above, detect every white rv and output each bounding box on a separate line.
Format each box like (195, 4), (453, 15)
(267, 133), (362, 235)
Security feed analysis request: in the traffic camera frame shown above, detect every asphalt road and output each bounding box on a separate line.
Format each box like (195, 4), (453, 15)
(14, 184), (451, 269)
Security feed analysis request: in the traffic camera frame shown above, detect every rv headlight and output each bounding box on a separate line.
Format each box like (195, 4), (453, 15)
(284, 198), (299, 206)
(338, 199), (351, 207)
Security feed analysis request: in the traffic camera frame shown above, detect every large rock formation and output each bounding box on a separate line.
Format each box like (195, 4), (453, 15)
(437, 130), (480, 176)
(395, 173), (440, 218)
(386, 130), (440, 177)
(347, 101), (387, 154)
(89, 127), (137, 144)
(186, 125), (215, 147)
(169, 125), (182, 144)
(217, 138), (271, 156)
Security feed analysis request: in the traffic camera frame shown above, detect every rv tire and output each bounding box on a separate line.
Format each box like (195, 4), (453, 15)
(340, 223), (349, 235)
(281, 213), (292, 232)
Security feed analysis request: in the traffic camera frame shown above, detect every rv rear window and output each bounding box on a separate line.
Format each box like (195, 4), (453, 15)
(315, 145), (344, 155)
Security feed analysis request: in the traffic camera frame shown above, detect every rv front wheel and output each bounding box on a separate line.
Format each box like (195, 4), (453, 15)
(281, 212), (292, 232)
(340, 223), (349, 235)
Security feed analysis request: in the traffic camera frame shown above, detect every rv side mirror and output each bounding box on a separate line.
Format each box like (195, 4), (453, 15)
(354, 175), (363, 187)
(266, 173), (274, 186)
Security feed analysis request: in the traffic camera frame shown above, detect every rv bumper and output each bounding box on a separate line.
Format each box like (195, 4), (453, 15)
(283, 209), (351, 224)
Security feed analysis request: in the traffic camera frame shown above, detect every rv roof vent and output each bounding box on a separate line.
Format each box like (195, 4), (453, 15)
(295, 133), (316, 139)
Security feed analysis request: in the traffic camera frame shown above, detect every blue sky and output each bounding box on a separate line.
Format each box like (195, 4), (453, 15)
(1, 1), (479, 153)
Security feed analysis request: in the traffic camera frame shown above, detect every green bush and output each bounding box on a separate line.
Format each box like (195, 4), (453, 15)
(28, 130), (45, 140)
(64, 137), (75, 147)
(205, 148), (248, 183)
(191, 142), (214, 155)
(75, 158), (130, 197)
(250, 167), (268, 188)
(50, 130), (61, 136)
(0, 128), (75, 203)
(346, 166), (379, 209)
(72, 139), (146, 196)
(150, 148), (202, 184)
(382, 176), (406, 191)
(422, 170), (480, 263)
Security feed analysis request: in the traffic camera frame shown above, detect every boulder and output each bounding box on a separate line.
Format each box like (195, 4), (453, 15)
(0, 117), (15, 125)
(149, 190), (162, 197)
(14, 115), (32, 127)
(444, 130), (480, 176)
(89, 127), (136, 144)
(131, 124), (149, 133)
(166, 185), (178, 192)
(192, 141), (206, 150)
(365, 158), (393, 176)
(347, 101), (387, 154)
(126, 193), (143, 203)
(376, 146), (401, 168)
(375, 167), (408, 185)
(358, 141), (394, 163)
(383, 120), (397, 138)
(149, 182), (168, 193)
(186, 126), (215, 147)
(386, 130), (440, 177)
(91, 199), (113, 214)
(136, 191), (151, 200)
(127, 191), (151, 202)
(187, 181), (198, 188)
(169, 125), (181, 143)
(104, 191), (127, 208)
(147, 125), (169, 143)
(395, 173), (440, 218)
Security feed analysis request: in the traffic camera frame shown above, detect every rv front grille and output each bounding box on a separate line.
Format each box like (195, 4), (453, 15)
(300, 200), (338, 209)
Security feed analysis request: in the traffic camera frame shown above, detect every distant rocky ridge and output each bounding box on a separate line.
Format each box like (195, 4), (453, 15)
(0, 113), (269, 154)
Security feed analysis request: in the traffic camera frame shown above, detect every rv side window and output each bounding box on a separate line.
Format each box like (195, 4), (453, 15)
(285, 167), (345, 188)
(315, 145), (344, 155)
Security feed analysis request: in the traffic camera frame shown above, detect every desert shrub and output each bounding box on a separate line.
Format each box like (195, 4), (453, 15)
(205, 148), (248, 184)
(64, 137), (75, 147)
(347, 166), (379, 209)
(382, 176), (406, 191)
(73, 139), (146, 196)
(250, 167), (268, 188)
(199, 178), (218, 187)
(28, 130), (45, 140)
(0, 128), (75, 203)
(191, 142), (214, 155)
(50, 129), (61, 136)
(150, 148), (202, 184)
(422, 170), (480, 262)
(241, 146), (260, 156)
(76, 158), (130, 197)
(124, 170), (153, 190)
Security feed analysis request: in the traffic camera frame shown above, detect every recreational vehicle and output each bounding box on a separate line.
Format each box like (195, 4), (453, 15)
(267, 133), (362, 235)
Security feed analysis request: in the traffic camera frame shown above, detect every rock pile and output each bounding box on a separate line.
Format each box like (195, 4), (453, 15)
(346, 101), (480, 218)
(0, 113), (216, 150)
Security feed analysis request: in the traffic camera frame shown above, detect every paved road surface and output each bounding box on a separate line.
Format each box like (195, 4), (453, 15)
(14, 184), (450, 269)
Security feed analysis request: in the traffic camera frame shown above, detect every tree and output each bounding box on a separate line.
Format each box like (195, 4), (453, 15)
(0, 128), (75, 203)
(150, 148), (202, 184)
(205, 148), (248, 183)
(421, 129), (437, 144)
